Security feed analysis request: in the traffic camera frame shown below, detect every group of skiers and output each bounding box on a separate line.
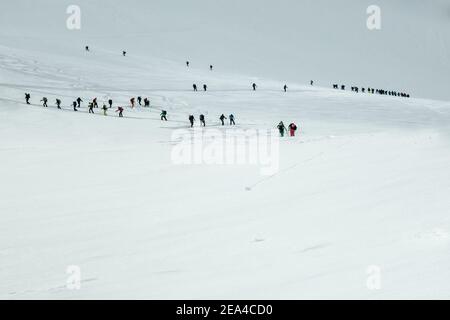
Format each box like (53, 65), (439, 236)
(28, 93), (152, 115)
(24, 92), (300, 137)
(187, 114), (236, 127)
(85, 45), (127, 57)
(192, 84), (209, 92)
(277, 121), (298, 137)
(186, 61), (214, 71)
(333, 84), (410, 98)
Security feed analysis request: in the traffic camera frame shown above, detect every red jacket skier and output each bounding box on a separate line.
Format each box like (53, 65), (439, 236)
(288, 123), (298, 137)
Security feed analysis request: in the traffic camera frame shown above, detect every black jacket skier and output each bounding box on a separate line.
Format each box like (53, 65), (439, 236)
(193, 84), (197, 91)
(88, 102), (94, 114)
(41, 97), (48, 107)
(76, 97), (83, 108)
(189, 115), (195, 127)
(203, 84), (207, 91)
(108, 99), (113, 108)
(56, 99), (62, 109)
(277, 121), (288, 137)
(73, 101), (78, 111)
(252, 83), (257, 91)
(220, 114), (227, 126)
(144, 98), (150, 107)
(199, 114), (206, 126)
(25, 93), (31, 104)
(137, 96), (142, 105)
(284, 85), (288, 92)
(161, 110), (168, 121)
(229, 114), (235, 125)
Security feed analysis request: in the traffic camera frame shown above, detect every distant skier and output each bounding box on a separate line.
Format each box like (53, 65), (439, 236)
(76, 97), (83, 108)
(88, 102), (95, 114)
(199, 114), (206, 126)
(210, 65), (213, 71)
(144, 98), (150, 107)
(56, 98), (62, 109)
(130, 98), (135, 108)
(252, 83), (257, 91)
(193, 84), (198, 92)
(288, 123), (298, 137)
(229, 114), (236, 125)
(41, 97), (48, 107)
(137, 96), (142, 106)
(102, 104), (108, 116)
(108, 99), (113, 108)
(220, 114), (227, 126)
(123, 51), (127, 57)
(189, 115), (195, 128)
(203, 84), (207, 92)
(284, 85), (288, 92)
(85, 46), (89, 52)
(277, 121), (287, 137)
(93, 97), (98, 108)
(310, 80), (314, 86)
(73, 101), (78, 111)
(25, 93), (31, 104)
(160, 110), (168, 121)
(341, 85), (346, 90)
(186, 61), (190, 67)
(116, 106), (124, 117)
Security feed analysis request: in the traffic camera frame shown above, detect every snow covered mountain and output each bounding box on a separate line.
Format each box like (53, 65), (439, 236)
(0, 0), (449, 299)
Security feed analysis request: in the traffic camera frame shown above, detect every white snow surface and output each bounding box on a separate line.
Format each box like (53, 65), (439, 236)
(0, 0), (450, 299)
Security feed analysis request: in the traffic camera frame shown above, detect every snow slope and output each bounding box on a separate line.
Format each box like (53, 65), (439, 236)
(0, 1), (450, 299)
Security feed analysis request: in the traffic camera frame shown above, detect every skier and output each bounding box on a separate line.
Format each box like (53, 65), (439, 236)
(93, 97), (98, 108)
(199, 114), (206, 127)
(130, 98), (135, 108)
(310, 80), (314, 86)
(102, 104), (108, 116)
(160, 110), (168, 121)
(123, 51), (127, 57)
(85, 46), (89, 52)
(284, 85), (288, 92)
(41, 97), (48, 107)
(116, 106), (124, 117)
(288, 122), (298, 137)
(252, 83), (257, 91)
(186, 61), (190, 67)
(56, 98), (62, 109)
(193, 84), (198, 92)
(108, 99), (113, 108)
(73, 101), (78, 111)
(144, 98), (150, 107)
(25, 93), (31, 104)
(88, 102), (95, 114)
(277, 121), (287, 137)
(137, 96), (142, 106)
(76, 97), (83, 108)
(203, 84), (207, 92)
(341, 85), (346, 90)
(210, 65), (213, 71)
(189, 115), (195, 128)
(220, 114), (227, 126)
(229, 114), (235, 125)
